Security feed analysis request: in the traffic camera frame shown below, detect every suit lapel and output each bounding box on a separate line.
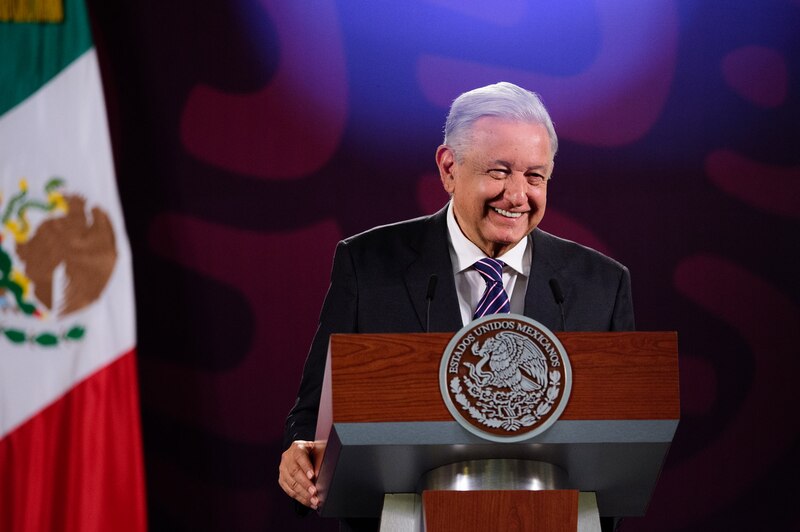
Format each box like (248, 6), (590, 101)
(524, 229), (569, 331)
(404, 207), (463, 332)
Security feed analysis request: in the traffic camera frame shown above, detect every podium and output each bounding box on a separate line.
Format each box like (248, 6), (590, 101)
(313, 332), (679, 530)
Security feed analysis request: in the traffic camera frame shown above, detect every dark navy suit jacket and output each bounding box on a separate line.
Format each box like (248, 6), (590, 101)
(284, 206), (634, 446)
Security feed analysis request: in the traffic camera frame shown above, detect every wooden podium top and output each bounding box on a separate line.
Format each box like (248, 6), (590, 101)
(322, 331), (678, 425)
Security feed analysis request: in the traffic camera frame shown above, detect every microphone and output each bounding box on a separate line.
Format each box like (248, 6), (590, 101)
(425, 274), (438, 333)
(548, 278), (566, 331)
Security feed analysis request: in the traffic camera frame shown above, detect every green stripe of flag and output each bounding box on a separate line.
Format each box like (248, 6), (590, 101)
(0, 0), (92, 115)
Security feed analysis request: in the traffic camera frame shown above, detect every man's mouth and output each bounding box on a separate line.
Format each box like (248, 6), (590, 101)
(492, 207), (523, 219)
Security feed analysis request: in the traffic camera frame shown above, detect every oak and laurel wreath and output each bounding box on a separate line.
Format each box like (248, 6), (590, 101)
(450, 372), (562, 431)
(0, 324), (86, 347)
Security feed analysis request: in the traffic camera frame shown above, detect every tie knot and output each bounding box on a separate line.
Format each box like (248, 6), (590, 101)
(474, 257), (505, 284)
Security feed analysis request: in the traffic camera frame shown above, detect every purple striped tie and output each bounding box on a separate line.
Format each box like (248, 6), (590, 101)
(472, 258), (511, 319)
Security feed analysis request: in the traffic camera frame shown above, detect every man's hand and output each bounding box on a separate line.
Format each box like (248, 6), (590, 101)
(278, 440), (319, 509)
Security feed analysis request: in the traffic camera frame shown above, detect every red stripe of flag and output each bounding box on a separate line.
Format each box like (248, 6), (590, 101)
(0, 350), (147, 532)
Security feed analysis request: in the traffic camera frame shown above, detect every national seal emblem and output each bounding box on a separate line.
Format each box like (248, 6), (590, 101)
(439, 314), (572, 442)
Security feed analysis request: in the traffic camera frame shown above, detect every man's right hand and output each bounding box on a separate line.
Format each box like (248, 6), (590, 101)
(278, 440), (319, 509)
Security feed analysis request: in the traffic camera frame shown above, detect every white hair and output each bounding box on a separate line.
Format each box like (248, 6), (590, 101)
(443, 81), (558, 161)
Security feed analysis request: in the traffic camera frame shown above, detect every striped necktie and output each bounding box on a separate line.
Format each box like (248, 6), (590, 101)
(472, 257), (511, 319)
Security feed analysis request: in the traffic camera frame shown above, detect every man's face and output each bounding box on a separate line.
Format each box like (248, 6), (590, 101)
(437, 117), (554, 258)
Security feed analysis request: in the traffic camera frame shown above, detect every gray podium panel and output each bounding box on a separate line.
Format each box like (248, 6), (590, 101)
(315, 418), (677, 518)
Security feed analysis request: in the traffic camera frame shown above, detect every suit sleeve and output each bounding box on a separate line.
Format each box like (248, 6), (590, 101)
(610, 265), (635, 332)
(283, 241), (358, 448)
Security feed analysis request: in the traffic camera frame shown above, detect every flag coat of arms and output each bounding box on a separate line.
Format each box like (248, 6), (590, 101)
(0, 1), (147, 530)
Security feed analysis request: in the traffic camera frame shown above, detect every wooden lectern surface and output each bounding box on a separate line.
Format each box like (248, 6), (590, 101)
(326, 332), (678, 423)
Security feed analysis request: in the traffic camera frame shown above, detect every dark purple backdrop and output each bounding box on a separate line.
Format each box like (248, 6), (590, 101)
(87, 1), (800, 530)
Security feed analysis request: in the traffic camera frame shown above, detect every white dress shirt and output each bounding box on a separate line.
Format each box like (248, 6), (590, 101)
(445, 201), (531, 326)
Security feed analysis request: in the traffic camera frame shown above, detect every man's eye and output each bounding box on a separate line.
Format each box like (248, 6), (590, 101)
(488, 169), (508, 179)
(527, 174), (547, 185)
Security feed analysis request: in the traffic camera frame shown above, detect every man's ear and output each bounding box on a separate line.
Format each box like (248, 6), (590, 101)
(435, 145), (456, 194)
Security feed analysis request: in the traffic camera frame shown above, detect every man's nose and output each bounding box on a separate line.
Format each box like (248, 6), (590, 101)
(504, 173), (526, 205)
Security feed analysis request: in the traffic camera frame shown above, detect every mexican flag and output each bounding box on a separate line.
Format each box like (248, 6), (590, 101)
(0, 1), (147, 530)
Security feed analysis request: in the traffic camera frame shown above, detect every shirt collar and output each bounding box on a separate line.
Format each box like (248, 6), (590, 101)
(446, 201), (529, 275)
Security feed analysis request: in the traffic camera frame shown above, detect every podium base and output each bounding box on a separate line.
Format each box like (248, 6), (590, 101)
(379, 492), (600, 532)
(379, 459), (601, 532)
(419, 459), (568, 491)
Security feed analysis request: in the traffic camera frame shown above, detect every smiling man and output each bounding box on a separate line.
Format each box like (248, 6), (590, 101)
(279, 82), (634, 532)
